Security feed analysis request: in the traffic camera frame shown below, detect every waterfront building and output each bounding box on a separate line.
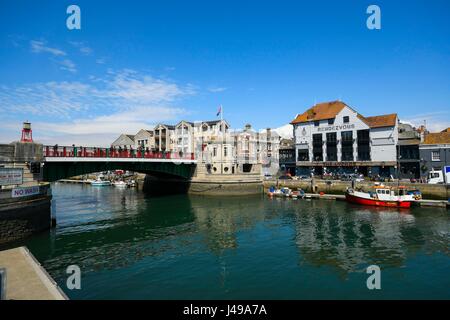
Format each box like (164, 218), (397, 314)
(134, 129), (155, 151)
(111, 134), (135, 150)
(194, 120), (235, 174)
(174, 121), (195, 155)
(154, 124), (175, 152)
(232, 124), (259, 167)
(290, 101), (398, 177)
(110, 119), (278, 177)
(257, 128), (281, 176)
(419, 129), (450, 177)
(397, 123), (421, 179)
(279, 138), (295, 175)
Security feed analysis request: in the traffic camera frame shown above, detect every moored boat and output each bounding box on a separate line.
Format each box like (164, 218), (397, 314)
(91, 179), (111, 186)
(345, 185), (415, 208)
(112, 181), (128, 188)
(281, 187), (291, 198)
(290, 189), (305, 199)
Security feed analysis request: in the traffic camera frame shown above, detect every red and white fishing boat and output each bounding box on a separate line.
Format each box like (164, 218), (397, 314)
(345, 185), (415, 208)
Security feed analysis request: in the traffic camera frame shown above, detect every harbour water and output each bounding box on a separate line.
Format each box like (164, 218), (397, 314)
(3, 183), (449, 299)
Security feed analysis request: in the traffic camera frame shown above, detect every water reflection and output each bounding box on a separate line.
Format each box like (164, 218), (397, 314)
(12, 184), (450, 299)
(292, 200), (448, 276)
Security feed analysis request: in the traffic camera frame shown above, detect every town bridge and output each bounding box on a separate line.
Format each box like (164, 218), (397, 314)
(42, 145), (197, 182)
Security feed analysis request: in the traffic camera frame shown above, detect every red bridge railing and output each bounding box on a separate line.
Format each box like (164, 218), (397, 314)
(44, 145), (195, 160)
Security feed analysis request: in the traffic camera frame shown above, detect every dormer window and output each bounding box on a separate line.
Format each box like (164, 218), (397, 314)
(314, 121), (320, 127)
(343, 116), (349, 123)
(328, 118), (335, 125)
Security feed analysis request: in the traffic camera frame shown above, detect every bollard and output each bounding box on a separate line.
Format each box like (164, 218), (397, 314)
(0, 268), (6, 300)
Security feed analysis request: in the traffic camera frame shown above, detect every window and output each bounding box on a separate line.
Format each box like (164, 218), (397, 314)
(314, 121), (320, 127)
(357, 130), (370, 161)
(224, 146), (228, 157)
(312, 134), (323, 161)
(328, 118), (335, 125)
(341, 131), (353, 161)
(326, 132), (337, 161)
(297, 149), (309, 161)
(431, 151), (440, 161)
(343, 116), (349, 123)
(213, 147), (217, 157)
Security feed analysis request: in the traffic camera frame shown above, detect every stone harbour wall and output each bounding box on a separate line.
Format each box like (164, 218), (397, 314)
(263, 179), (449, 200)
(0, 196), (52, 244)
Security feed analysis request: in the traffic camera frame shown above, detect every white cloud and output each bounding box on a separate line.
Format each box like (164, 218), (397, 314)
(58, 59), (77, 73)
(0, 70), (195, 145)
(30, 40), (66, 56)
(208, 87), (227, 93)
(274, 124), (293, 138)
(96, 58), (106, 64)
(401, 111), (450, 133)
(69, 41), (93, 55)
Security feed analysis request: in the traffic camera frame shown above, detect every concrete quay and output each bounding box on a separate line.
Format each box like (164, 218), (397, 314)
(0, 246), (67, 300)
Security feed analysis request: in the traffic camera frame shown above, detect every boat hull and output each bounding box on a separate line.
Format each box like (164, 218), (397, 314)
(113, 183), (127, 188)
(345, 193), (411, 208)
(91, 182), (111, 186)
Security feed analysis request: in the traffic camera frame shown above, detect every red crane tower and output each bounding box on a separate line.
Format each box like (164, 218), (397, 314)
(20, 121), (33, 143)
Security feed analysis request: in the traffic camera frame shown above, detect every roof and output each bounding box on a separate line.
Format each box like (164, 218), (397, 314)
(398, 139), (420, 146)
(360, 113), (397, 128)
(442, 127), (450, 133)
(176, 120), (194, 127)
(155, 124), (175, 130)
(279, 138), (294, 149)
(111, 133), (134, 146)
(423, 132), (450, 145)
(290, 101), (346, 124)
(203, 120), (222, 125)
(290, 101), (398, 129)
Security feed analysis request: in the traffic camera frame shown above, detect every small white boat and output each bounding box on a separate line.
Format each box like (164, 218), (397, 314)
(281, 187), (291, 197)
(127, 180), (137, 188)
(91, 179), (111, 186)
(112, 181), (128, 188)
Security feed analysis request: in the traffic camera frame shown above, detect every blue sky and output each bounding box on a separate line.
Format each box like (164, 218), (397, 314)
(1, 0), (449, 145)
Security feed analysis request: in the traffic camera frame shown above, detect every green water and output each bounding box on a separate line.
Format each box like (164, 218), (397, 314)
(8, 183), (450, 299)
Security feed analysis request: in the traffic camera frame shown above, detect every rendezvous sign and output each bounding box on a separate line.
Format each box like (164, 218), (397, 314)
(0, 168), (23, 186)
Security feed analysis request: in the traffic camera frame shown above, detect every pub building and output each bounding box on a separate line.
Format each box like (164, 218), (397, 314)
(290, 101), (398, 177)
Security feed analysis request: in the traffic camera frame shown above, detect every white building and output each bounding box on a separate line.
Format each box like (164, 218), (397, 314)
(194, 120), (235, 174)
(291, 101), (398, 177)
(174, 121), (195, 155)
(230, 124), (280, 175)
(111, 134), (135, 149)
(257, 128), (280, 176)
(154, 124), (175, 152)
(134, 129), (155, 151)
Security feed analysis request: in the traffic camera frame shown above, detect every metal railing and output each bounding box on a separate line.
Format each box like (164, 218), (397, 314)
(43, 145), (195, 160)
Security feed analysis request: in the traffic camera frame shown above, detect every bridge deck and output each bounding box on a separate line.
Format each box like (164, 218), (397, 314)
(44, 157), (197, 164)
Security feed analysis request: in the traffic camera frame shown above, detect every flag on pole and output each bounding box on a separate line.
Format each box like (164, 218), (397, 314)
(216, 105), (222, 117)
